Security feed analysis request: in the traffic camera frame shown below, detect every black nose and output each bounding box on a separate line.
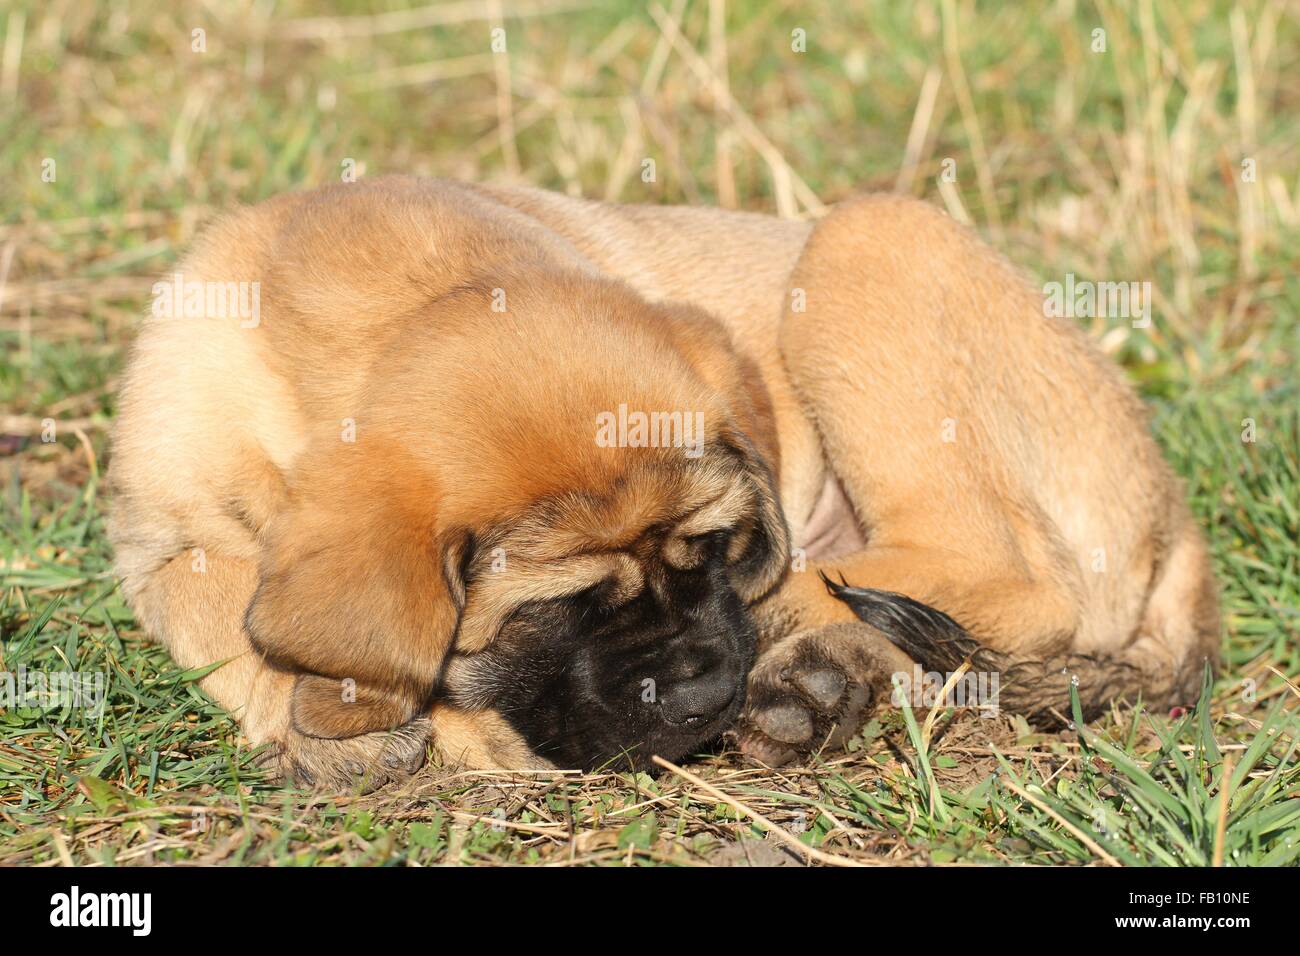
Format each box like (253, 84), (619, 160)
(661, 667), (737, 725)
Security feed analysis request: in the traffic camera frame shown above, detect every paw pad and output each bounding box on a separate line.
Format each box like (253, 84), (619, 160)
(753, 701), (814, 743)
(791, 667), (846, 711)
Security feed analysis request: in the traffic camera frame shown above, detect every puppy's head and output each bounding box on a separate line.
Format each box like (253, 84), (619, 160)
(248, 269), (789, 769)
(445, 437), (786, 770)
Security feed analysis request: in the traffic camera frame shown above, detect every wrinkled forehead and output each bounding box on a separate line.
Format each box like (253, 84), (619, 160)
(452, 447), (758, 653)
(501, 449), (753, 555)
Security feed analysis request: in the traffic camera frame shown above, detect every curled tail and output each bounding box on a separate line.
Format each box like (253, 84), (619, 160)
(823, 574), (1168, 727)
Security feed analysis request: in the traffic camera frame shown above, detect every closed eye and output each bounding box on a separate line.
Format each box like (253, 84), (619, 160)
(665, 522), (738, 567)
(566, 576), (639, 618)
(679, 528), (732, 564)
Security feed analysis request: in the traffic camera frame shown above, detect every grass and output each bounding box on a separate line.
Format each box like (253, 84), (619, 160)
(1, 0), (1297, 866)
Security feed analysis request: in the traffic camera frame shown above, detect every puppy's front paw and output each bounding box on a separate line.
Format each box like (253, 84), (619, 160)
(733, 623), (912, 766)
(260, 717), (432, 792)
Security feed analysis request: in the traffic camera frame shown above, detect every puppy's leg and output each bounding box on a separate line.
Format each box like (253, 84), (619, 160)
(740, 546), (1082, 763)
(126, 552), (431, 790)
(741, 538), (1216, 764)
(736, 194), (1217, 761)
(758, 544), (1082, 656)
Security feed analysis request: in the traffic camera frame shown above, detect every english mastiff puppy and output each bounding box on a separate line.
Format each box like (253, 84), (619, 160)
(109, 176), (1219, 788)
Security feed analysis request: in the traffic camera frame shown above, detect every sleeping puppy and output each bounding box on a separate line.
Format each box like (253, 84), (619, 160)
(108, 176), (1219, 787)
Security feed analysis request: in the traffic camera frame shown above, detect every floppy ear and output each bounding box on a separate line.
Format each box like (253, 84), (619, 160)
(721, 429), (791, 604)
(245, 438), (470, 739)
(657, 303), (782, 470)
(650, 299), (790, 600)
(655, 303), (791, 603)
